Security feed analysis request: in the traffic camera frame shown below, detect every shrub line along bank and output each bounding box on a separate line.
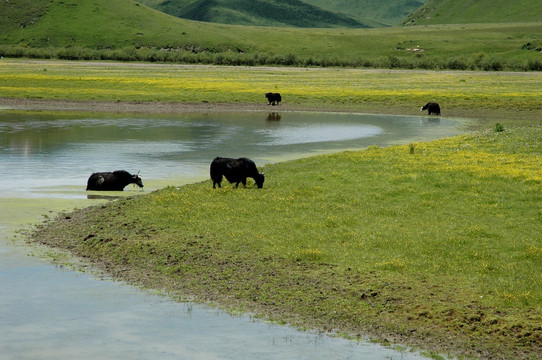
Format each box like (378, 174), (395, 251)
(2, 44), (542, 71)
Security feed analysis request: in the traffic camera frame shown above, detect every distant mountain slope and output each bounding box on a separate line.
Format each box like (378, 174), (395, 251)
(2, 0), (541, 72)
(0, 0), (252, 50)
(137, 0), (373, 28)
(302, 0), (428, 26)
(403, 0), (542, 25)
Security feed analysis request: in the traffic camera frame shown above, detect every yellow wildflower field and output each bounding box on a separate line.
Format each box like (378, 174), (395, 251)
(1, 60), (541, 115)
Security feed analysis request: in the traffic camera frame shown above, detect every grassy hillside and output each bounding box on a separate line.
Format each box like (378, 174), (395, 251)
(302, 0), (428, 26)
(137, 0), (372, 28)
(0, 0), (52, 32)
(403, 0), (542, 25)
(1, 0), (541, 71)
(0, 0), (243, 50)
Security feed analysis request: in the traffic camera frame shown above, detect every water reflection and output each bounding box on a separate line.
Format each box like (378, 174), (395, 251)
(0, 110), (461, 360)
(266, 112), (282, 122)
(420, 117), (441, 126)
(256, 123), (383, 145)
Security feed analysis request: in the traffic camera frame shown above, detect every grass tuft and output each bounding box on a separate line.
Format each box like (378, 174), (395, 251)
(494, 122), (505, 132)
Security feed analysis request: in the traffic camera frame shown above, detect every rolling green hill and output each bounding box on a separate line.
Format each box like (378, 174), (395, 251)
(0, 0), (51, 33)
(0, 0), (249, 50)
(302, 0), (428, 26)
(403, 0), (542, 25)
(136, 0), (372, 28)
(1, 0), (541, 71)
(137, 0), (433, 27)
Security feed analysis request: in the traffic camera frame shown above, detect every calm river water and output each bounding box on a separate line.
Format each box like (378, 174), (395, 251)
(0, 110), (461, 359)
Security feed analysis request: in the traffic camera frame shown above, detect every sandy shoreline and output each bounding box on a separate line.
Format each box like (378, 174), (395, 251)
(0, 97), (332, 114)
(0, 97), (431, 120)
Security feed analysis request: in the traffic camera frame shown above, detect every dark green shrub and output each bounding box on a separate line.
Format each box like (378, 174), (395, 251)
(480, 58), (503, 71)
(448, 58), (468, 70)
(527, 59), (542, 71)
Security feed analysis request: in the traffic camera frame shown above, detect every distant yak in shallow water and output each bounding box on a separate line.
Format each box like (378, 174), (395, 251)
(421, 102), (441, 115)
(210, 157), (265, 189)
(265, 92), (281, 106)
(86, 170), (143, 191)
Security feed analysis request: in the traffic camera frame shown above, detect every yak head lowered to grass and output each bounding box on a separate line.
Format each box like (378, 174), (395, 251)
(86, 170), (143, 191)
(210, 157), (265, 189)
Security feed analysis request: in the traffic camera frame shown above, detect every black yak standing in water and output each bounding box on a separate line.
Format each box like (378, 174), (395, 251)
(210, 157), (265, 189)
(86, 170), (143, 191)
(421, 102), (441, 115)
(265, 92), (281, 106)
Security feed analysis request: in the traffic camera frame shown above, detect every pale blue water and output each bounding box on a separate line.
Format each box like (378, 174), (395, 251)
(0, 110), (460, 359)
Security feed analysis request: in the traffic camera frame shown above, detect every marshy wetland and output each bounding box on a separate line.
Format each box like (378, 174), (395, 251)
(1, 60), (541, 359)
(1, 110), (462, 359)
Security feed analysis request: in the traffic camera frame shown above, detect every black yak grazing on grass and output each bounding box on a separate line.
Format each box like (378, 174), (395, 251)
(210, 157), (265, 189)
(86, 170), (143, 191)
(421, 102), (441, 115)
(265, 92), (281, 106)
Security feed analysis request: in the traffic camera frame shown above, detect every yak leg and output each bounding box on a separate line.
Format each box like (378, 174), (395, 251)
(212, 176), (222, 188)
